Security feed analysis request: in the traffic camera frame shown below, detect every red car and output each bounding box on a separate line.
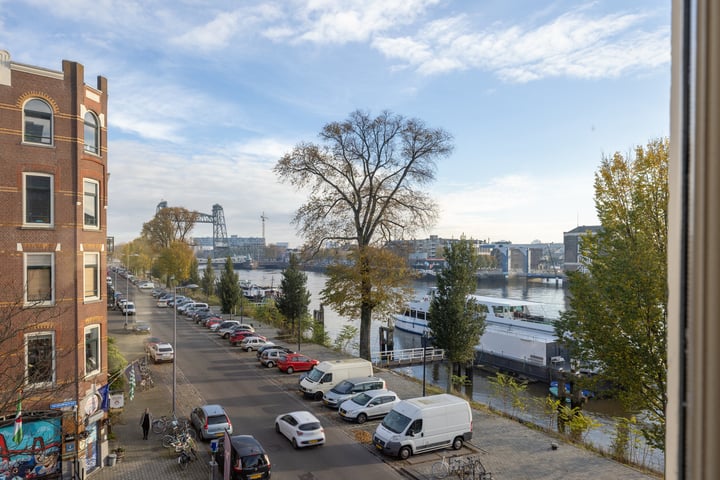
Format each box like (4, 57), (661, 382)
(229, 331), (265, 346)
(277, 353), (319, 374)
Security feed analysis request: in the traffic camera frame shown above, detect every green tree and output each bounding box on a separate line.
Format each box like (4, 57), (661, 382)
(275, 110), (453, 360)
(428, 237), (485, 392)
(275, 254), (311, 350)
(188, 256), (200, 286)
(555, 138), (668, 449)
(200, 256), (215, 300)
(218, 257), (240, 314)
(155, 241), (195, 285)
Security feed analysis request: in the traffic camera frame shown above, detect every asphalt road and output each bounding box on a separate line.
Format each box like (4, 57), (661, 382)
(134, 288), (406, 480)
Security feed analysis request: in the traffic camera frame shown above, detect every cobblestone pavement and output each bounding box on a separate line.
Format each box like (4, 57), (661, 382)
(95, 286), (662, 480)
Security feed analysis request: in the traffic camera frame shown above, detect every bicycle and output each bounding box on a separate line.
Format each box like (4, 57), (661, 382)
(432, 455), (491, 480)
(431, 455), (464, 479)
(177, 441), (198, 470)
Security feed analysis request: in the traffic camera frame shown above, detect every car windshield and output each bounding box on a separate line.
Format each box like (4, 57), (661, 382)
(159, 347), (172, 353)
(332, 380), (353, 394)
(381, 409), (411, 434)
(299, 422), (321, 431)
(306, 366), (323, 382)
(351, 393), (372, 405)
(241, 454), (266, 469)
(207, 415), (227, 425)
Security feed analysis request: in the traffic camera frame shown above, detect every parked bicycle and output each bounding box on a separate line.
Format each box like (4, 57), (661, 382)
(431, 454), (493, 480)
(152, 415), (189, 434)
(177, 439), (198, 470)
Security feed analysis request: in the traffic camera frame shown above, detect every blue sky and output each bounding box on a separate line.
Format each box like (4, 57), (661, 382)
(1, 1), (671, 247)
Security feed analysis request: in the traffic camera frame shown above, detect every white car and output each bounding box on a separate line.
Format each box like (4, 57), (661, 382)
(213, 320), (241, 334)
(274, 411), (325, 448)
(138, 281), (154, 289)
(121, 301), (136, 315)
(148, 343), (174, 363)
(338, 389), (400, 424)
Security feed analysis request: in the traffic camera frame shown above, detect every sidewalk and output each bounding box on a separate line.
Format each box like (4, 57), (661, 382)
(95, 287), (662, 480)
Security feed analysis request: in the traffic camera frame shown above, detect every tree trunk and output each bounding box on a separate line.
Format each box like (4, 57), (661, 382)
(359, 302), (372, 360)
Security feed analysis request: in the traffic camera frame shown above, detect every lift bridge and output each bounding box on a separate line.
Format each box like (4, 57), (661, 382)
(156, 201), (229, 258)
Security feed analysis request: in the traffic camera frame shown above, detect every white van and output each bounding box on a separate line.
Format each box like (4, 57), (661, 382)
(372, 394), (473, 459)
(299, 358), (373, 400)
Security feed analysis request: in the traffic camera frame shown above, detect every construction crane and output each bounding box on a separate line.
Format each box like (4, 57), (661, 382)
(156, 201), (229, 258)
(260, 212), (268, 240)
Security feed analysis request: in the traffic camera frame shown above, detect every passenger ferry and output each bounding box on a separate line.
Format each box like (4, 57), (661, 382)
(393, 289), (569, 382)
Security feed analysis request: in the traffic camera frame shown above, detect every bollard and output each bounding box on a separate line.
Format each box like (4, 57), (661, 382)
(208, 458), (217, 480)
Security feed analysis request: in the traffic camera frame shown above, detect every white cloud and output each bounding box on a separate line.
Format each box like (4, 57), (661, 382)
(373, 9), (670, 81)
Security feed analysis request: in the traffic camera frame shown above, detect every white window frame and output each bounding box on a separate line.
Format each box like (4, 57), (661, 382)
(25, 331), (55, 388)
(84, 252), (100, 301)
(23, 172), (54, 227)
(83, 178), (100, 229)
(83, 111), (99, 154)
(24, 252), (54, 306)
(23, 98), (53, 145)
(84, 325), (101, 377)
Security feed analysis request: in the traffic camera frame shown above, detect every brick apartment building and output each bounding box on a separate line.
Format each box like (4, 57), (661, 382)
(0, 50), (109, 479)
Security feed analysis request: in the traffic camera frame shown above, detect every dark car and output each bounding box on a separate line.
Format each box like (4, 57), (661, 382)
(216, 435), (271, 480)
(256, 345), (293, 360)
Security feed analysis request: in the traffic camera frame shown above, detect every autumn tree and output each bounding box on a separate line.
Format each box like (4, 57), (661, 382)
(275, 254), (311, 350)
(141, 206), (199, 249)
(555, 138), (668, 449)
(155, 241), (195, 284)
(428, 238), (485, 392)
(218, 257), (240, 314)
(275, 110), (453, 359)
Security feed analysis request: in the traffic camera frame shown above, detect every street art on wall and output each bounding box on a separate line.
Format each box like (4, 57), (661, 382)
(0, 412), (62, 479)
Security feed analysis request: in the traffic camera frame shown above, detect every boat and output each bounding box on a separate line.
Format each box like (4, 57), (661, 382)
(549, 381), (594, 400)
(392, 289), (570, 382)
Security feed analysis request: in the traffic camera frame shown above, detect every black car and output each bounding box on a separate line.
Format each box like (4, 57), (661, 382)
(216, 435), (271, 480)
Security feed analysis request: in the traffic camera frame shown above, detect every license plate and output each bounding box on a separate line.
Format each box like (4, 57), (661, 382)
(248, 474), (263, 480)
(309, 439), (319, 444)
(375, 443), (383, 450)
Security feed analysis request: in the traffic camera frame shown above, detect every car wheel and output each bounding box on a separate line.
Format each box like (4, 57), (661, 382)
(399, 446), (412, 460)
(314, 391), (323, 401)
(275, 423), (280, 434)
(452, 437), (464, 450)
(231, 342), (236, 346)
(292, 438), (298, 449)
(356, 413), (367, 424)
(267, 361), (274, 368)
(287, 367), (294, 374)
(246, 347), (253, 352)
(223, 333), (229, 339)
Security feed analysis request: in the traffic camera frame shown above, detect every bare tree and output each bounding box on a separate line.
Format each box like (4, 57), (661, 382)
(275, 110), (453, 359)
(141, 206), (199, 249)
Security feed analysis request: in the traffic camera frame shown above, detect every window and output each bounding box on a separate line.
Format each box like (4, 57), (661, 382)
(26, 332), (54, 387)
(84, 325), (100, 376)
(25, 253), (53, 306)
(23, 98), (53, 144)
(23, 173), (53, 226)
(83, 179), (99, 228)
(84, 253), (100, 300)
(84, 111), (99, 154)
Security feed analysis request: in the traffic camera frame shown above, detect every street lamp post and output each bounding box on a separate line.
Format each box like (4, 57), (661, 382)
(422, 331), (429, 397)
(172, 282), (198, 418)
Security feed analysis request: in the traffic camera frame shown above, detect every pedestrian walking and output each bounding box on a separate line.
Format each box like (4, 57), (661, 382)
(140, 408), (152, 440)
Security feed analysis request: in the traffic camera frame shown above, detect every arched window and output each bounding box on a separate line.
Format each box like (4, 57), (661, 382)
(23, 98), (53, 145)
(84, 111), (99, 154)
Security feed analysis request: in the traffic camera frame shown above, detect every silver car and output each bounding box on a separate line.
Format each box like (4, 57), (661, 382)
(338, 390), (400, 424)
(191, 404), (233, 440)
(322, 377), (386, 409)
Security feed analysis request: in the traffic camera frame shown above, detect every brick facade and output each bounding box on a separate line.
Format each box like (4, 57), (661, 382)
(0, 49), (109, 478)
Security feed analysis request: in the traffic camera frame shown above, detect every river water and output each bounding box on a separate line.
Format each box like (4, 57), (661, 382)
(235, 268), (663, 472)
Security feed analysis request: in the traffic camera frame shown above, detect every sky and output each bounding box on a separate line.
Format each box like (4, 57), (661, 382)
(1, 0), (671, 248)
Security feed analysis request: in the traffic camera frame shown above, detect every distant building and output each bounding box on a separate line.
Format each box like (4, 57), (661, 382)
(0, 50), (109, 478)
(563, 225), (602, 272)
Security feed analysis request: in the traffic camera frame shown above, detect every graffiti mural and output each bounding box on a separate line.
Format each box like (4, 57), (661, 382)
(0, 412), (62, 479)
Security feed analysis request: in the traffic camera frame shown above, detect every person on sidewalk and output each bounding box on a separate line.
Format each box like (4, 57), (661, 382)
(140, 408), (152, 440)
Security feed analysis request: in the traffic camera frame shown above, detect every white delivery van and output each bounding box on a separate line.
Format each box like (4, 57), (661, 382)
(372, 394), (473, 459)
(299, 358), (373, 400)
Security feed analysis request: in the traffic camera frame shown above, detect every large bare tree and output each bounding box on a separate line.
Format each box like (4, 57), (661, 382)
(275, 110), (453, 359)
(141, 206), (198, 249)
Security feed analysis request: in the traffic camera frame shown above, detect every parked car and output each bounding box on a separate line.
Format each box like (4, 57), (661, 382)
(121, 302), (136, 315)
(148, 342), (175, 363)
(213, 320), (242, 335)
(229, 330), (264, 346)
(256, 345), (293, 360)
(199, 314), (223, 327)
(323, 377), (387, 409)
(216, 435), (270, 480)
(338, 389), (400, 423)
(260, 348), (291, 368)
(133, 323), (151, 334)
(277, 353), (319, 374)
(190, 404), (233, 440)
(205, 317), (225, 330)
(240, 337), (274, 352)
(274, 411), (325, 448)
(138, 281), (154, 289)
(143, 336), (163, 353)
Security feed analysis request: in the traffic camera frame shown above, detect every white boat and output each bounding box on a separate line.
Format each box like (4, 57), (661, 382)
(393, 289), (568, 381)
